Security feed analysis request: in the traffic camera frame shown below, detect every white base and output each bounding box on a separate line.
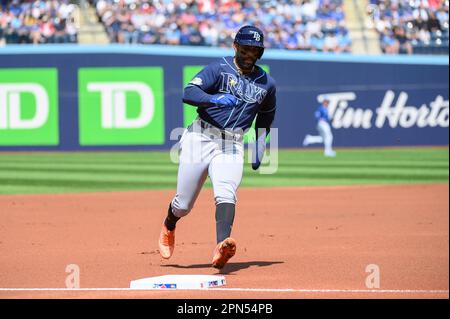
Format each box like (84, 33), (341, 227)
(130, 275), (226, 290)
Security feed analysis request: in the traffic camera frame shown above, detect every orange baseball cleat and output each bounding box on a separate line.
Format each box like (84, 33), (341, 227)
(158, 224), (175, 259)
(212, 237), (236, 269)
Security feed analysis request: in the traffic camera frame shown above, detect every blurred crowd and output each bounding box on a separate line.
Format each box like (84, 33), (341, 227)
(0, 0), (78, 44)
(368, 0), (449, 54)
(2, 0), (447, 55)
(91, 0), (352, 53)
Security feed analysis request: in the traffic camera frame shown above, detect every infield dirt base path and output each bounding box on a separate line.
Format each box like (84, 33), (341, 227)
(0, 184), (448, 299)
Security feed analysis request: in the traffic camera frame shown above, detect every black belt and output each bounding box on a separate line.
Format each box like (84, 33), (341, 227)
(199, 120), (218, 130)
(199, 120), (239, 141)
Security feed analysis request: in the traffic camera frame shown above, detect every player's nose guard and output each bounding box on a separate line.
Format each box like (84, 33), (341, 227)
(234, 26), (265, 59)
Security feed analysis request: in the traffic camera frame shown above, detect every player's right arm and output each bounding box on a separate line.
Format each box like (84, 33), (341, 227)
(182, 62), (237, 108)
(183, 86), (237, 108)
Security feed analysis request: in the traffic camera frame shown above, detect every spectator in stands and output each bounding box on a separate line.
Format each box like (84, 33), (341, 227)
(336, 27), (352, 52)
(380, 27), (398, 54)
(436, 7), (449, 27)
(187, 22), (205, 46)
(89, 0), (352, 53)
(310, 32), (325, 52)
(0, 0), (78, 44)
(369, 0), (449, 54)
(104, 13), (121, 43)
(179, 24), (192, 46)
(323, 31), (339, 52)
(427, 10), (442, 33)
(164, 23), (181, 45)
(66, 15), (77, 43)
(53, 16), (68, 44)
(393, 25), (413, 54)
(40, 14), (55, 43)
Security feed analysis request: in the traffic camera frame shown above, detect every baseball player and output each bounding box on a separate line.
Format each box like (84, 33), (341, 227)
(302, 98), (336, 157)
(158, 25), (277, 269)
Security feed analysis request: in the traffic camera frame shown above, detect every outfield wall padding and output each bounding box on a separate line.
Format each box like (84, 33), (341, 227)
(0, 45), (448, 150)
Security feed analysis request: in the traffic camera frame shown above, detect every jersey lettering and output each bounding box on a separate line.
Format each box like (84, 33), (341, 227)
(219, 72), (267, 104)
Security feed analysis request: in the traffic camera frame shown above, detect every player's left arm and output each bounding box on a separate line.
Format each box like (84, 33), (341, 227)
(252, 85), (277, 170)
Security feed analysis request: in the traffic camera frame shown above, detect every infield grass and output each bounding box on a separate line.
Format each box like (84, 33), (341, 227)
(0, 147), (448, 195)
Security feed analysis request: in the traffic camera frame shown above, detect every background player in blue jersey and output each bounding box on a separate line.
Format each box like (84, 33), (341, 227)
(303, 98), (337, 157)
(158, 25), (277, 269)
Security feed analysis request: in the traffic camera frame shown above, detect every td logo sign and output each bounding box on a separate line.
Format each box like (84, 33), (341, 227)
(78, 67), (165, 145)
(0, 69), (59, 145)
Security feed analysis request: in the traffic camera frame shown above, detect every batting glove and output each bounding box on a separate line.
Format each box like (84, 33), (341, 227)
(210, 94), (237, 108)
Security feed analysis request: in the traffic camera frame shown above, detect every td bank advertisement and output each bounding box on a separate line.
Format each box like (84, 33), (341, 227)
(0, 49), (448, 150)
(78, 67), (165, 146)
(0, 69), (59, 146)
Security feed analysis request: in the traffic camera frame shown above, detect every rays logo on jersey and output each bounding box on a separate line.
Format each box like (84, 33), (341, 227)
(189, 77), (203, 86)
(219, 72), (267, 104)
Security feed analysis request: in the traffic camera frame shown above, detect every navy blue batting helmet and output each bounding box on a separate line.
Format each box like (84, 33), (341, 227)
(234, 25), (265, 59)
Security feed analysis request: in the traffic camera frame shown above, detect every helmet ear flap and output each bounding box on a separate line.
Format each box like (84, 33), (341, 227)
(258, 48), (264, 59)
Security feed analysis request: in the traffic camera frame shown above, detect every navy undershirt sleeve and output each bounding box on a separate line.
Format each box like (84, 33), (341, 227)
(255, 111), (275, 135)
(255, 85), (276, 135)
(182, 85), (215, 108)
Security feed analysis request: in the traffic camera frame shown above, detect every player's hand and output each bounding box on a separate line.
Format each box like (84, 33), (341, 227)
(252, 158), (263, 170)
(210, 94), (237, 108)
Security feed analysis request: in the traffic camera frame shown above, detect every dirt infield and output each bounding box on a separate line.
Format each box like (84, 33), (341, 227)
(0, 184), (448, 299)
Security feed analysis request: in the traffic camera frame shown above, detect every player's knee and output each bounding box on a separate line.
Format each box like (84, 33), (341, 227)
(171, 202), (191, 217)
(215, 194), (237, 206)
(171, 198), (193, 217)
(172, 208), (190, 218)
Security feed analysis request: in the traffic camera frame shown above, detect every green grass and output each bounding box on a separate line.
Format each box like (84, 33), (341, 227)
(0, 147), (448, 195)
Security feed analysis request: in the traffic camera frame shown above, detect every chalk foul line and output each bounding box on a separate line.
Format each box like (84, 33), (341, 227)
(0, 288), (448, 294)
